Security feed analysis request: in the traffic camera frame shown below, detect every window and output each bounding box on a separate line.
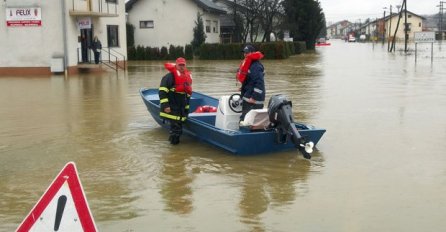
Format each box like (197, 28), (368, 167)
(205, 20), (211, 33)
(404, 23), (412, 32)
(140, 20), (154, 29)
(213, 20), (218, 33)
(106, 0), (117, 3)
(107, 25), (119, 47)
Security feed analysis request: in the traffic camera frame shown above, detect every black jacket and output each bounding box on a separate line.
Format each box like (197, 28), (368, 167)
(91, 39), (102, 52)
(159, 73), (190, 121)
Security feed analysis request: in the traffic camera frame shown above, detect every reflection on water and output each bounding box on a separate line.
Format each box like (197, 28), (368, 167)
(235, 155), (314, 231)
(160, 154), (194, 215)
(153, 139), (321, 231)
(1, 39), (446, 231)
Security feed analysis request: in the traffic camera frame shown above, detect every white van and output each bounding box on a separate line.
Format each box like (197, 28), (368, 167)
(348, 35), (356, 42)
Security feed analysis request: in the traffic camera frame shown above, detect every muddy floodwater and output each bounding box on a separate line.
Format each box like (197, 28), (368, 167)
(1, 40), (446, 231)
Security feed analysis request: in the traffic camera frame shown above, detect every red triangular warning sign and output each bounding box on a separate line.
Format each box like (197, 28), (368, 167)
(16, 162), (97, 232)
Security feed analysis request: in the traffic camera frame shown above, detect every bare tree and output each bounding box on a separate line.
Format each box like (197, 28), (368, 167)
(232, 0), (262, 43)
(258, 0), (284, 42)
(230, 0), (286, 43)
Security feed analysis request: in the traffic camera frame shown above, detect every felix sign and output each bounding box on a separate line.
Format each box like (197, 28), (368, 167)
(78, 17), (92, 29)
(6, 7), (42, 27)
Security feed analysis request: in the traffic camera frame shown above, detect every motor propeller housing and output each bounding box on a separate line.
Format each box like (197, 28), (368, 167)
(267, 94), (313, 159)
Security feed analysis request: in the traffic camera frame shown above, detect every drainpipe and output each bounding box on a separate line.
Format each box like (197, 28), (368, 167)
(61, 0), (69, 76)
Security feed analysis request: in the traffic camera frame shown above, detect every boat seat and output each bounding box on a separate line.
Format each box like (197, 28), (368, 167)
(240, 109), (270, 131)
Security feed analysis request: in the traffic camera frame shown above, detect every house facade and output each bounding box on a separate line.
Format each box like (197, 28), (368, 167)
(213, 0), (238, 43)
(357, 11), (424, 42)
(355, 20), (379, 41)
(126, 0), (226, 48)
(326, 20), (352, 39)
(0, 0), (127, 75)
(383, 11), (424, 42)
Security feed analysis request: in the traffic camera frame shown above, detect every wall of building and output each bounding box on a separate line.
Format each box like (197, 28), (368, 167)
(203, 13), (221, 44)
(0, 0), (127, 75)
(86, 4), (128, 66)
(387, 14), (423, 41)
(0, 1), (64, 68)
(128, 0), (222, 48)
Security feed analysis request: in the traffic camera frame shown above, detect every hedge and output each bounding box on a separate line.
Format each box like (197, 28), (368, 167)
(127, 41), (307, 60)
(199, 41), (306, 60)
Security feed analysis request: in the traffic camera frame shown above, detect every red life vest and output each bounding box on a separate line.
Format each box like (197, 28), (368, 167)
(236, 52), (264, 84)
(164, 63), (193, 95)
(193, 105), (217, 113)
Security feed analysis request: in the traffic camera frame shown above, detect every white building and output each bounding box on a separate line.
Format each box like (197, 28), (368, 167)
(0, 0), (127, 75)
(126, 0), (226, 48)
(326, 20), (352, 39)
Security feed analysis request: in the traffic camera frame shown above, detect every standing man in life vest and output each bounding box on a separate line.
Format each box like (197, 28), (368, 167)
(159, 57), (192, 145)
(237, 44), (265, 122)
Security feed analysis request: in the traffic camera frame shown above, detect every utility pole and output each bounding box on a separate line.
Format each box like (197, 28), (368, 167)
(404, 0), (408, 53)
(438, 1), (445, 40)
(382, 8), (387, 45)
(441, 2), (444, 34)
(390, 0), (406, 52)
(387, 5), (393, 52)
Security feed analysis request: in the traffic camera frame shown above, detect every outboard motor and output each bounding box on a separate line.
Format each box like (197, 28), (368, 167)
(268, 94), (314, 159)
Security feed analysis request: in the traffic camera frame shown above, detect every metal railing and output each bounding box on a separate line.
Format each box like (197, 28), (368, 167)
(76, 47), (126, 72)
(101, 47), (126, 72)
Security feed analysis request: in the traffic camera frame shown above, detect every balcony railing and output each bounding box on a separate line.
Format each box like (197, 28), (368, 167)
(70, 0), (119, 17)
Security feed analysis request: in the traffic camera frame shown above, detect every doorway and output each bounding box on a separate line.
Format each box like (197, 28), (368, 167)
(80, 28), (93, 63)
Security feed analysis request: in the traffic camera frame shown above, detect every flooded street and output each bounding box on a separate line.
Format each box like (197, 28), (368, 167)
(1, 39), (446, 231)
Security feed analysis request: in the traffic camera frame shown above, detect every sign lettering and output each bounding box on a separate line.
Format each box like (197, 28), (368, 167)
(414, 32), (435, 43)
(6, 7), (41, 27)
(78, 17), (92, 29)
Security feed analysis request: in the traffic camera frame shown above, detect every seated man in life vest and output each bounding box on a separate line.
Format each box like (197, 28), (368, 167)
(159, 57), (193, 145)
(236, 44), (265, 122)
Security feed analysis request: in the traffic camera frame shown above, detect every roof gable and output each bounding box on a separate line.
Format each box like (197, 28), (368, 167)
(385, 10), (426, 21)
(192, 0), (226, 14)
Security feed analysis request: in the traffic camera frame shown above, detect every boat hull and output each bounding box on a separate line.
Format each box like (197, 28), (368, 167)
(140, 88), (326, 155)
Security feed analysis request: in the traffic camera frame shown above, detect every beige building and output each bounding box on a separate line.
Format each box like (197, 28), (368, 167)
(0, 0), (127, 75)
(382, 11), (425, 42)
(126, 0), (226, 48)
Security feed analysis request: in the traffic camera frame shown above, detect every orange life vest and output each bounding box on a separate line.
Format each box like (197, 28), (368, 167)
(164, 63), (193, 95)
(236, 52), (264, 84)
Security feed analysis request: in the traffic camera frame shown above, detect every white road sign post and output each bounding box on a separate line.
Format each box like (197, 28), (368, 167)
(414, 32), (436, 63)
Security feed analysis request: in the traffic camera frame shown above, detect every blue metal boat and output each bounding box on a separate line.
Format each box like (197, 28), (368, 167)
(140, 88), (326, 156)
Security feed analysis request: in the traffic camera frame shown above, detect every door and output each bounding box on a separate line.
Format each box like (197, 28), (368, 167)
(80, 28), (93, 63)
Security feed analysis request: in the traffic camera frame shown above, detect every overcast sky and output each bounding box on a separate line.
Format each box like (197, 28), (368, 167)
(319, 0), (441, 24)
